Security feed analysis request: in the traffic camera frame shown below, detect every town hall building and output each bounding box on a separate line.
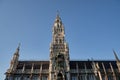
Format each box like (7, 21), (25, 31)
(5, 14), (120, 80)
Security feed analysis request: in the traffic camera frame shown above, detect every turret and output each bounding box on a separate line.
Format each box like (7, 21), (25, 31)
(9, 44), (20, 72)
(113, 50), (120, 72)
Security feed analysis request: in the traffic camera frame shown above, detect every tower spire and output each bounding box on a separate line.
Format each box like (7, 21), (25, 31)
(52, 13), (65, 44)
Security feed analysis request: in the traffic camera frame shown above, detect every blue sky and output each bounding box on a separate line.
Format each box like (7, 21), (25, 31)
(0, 0), (120, 79)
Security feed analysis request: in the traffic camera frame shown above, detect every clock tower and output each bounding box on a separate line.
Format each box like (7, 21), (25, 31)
(49, 14), (70, 80)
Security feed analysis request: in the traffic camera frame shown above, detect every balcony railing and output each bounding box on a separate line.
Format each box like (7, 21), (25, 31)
(15, 69), (49, 74)
(70, 69), (93, 73)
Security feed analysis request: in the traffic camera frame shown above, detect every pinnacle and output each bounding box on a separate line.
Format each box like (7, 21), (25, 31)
(14, 43), (20, 56)
(113, 50), (119, 62)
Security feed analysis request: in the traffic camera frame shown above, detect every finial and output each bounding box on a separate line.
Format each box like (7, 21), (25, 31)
(113, 49), (119, 62)
(56, 10), (60, 19)
(57, 10), (59, 15)
(55, 10), (62, 22)
(18, 43), (21, 48)
(17, 43), (21, 51)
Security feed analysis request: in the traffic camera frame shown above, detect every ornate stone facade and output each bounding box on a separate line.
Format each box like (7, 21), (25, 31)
(5, 15), (120, 80)
(49, 14), (70, 80)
